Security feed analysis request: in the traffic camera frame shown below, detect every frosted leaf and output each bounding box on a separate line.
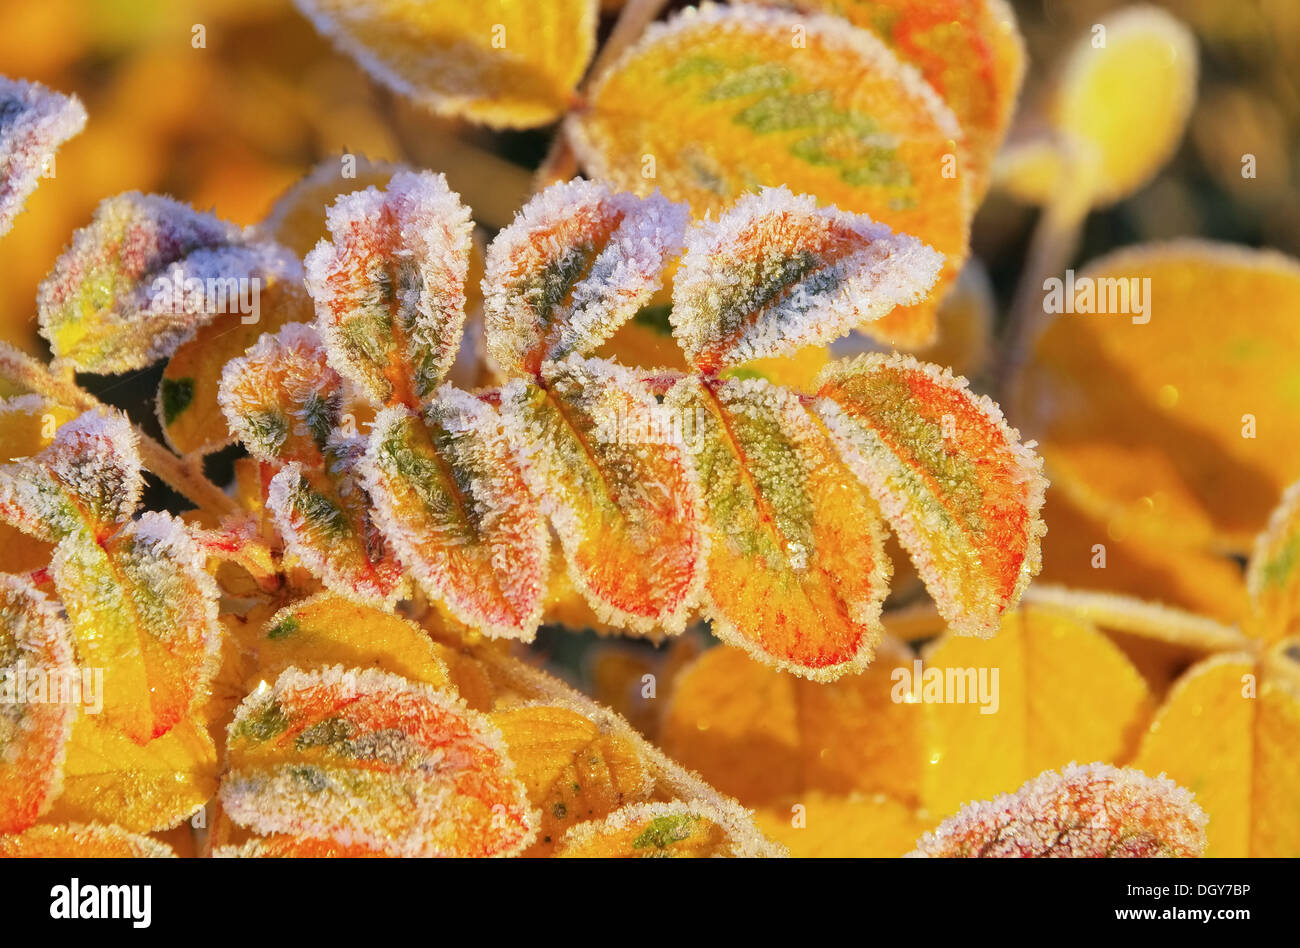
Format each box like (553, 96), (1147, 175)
(0, 77), (85, 237)
(483, 179), (688, 375)
(907, 763), (1208, 858)
(671, 187), (943, 372)
(304, 170), (473, 408)
(361, 390), (549, 640)
(814, 353), (1046, 637)
(266, 445), (407, 608)
(50, 512), (221, 744)
(215, 835), (386, 858)
(499, 355), (705, 637)
(0, 821), (176, 858)
(664, 375), (889, 679)
(0, 573), (76, 832)
(218, 322), (343, 466)
(220, 665), (535, 857)
(37, 191), (297, 373)
(0, 409), (142, 542)
(554, 800), (772, 858)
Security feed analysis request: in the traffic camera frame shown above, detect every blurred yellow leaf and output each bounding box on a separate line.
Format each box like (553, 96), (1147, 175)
(1133, 649), (1300, 856)
(754, 791), (931, 858)
(1246, 479), (1300, 644)
(492, 704), (653, 856)
(1013, 241), (1300, 553)
(661, 639), (921, 806)
(921, 605), (1151, 816)
(294, 0), (599, 128)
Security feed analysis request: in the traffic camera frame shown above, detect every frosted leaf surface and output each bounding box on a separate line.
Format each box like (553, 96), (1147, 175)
(908, 762), (1208, 857)
(0, 409), (141, 542)
(0, 573), (76, 832)
(0, 76), (86, 237)
(0, 821), (176, 857)
(38, 191), (297, 373)
(484, 179), (687, 375)
(671, 187), (943, 371)
(499, 355), (704, 637)
(361, 389), (549, 640)
(220, 665), (534, 857)
(665, 375), (889, 679)
(304, 170), (473, 408)
(814, 353), (1046, 637)
(51, 512), (221, 744)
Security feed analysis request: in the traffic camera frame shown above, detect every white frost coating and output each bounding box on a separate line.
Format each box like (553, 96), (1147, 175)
(671, 185), (944, 369)
(813, 352), (1047, 638)
(0, 408), (142, 542)
(1023, 584), (1246, 653)
(220, 664), (537, 858)
(358, 394), (549, 642)
(664, 374), (890, 682)
(483, 178), (688, 374)
(0, 76), (86, 237)
(303, 170), (473, 407)
(554, 799), (752, 857)
(265, 460), (405, 610)
(497, 354), (707, 639)
(217, 321), (340, 464)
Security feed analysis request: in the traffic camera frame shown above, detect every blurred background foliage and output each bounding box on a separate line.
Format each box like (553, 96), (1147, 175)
(1, 0), (1297, 355)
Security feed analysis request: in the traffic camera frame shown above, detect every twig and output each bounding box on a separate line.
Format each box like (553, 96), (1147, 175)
(0, 343), (242, 520)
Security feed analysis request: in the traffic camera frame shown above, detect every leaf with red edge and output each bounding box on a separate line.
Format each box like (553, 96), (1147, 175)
(0, 76), (86, 237)
(907, 763), (1208, 858)
(483, 179), (687, 376)
(0, 409), (142, 543)
(219, 324), (406, 606)
(220, 665), (534, 857)
(304, 170), (473, 409)
(670, 187), (943, 373)
(362, 390), (549, 640)
(500, 355), (704, 637)
(0, 573), (77, 832)
(665, 375), (890, 678)
(38, 190), (297, 374)
(51, 512), (221, 744)
(813, 353), (1046, 637)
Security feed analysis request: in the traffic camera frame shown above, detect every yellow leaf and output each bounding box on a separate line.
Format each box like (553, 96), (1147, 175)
(553, 801), (780, 857)
(661, 639), (921, 806)
(921, 605), (1151, 817)
(43, 712), (218, 833)
(0, 821), (175, 857)
(294, 0), (599, 128)
(492, 704), (653, 856)
(1246, 478), (1300, 644)
(247, 591), (452, 690)
(1133, 650), (1300, 857)
(569, 3), (970, 348)
(1012, 241), (1300, 552)
(1050, 6), (1198, 206)
(0, 397), (74, 572)
(755, 791), (932, 858)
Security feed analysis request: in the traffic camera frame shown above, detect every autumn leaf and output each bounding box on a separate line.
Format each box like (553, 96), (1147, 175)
(569, 3), (970, 348)
(221, 665), (534, 857)
(500, 355), (704, 637)
(908, 763), (1207, 857)
(491, 703), (653, 856)
(1246, 478), (1300, 644)
(0, 822), (175, 858)
(0, 573), (76, 832)
(1012, 241), (1300, 552)
(0, 396), (74, 573)
(665, 375), (891, 677)
(755, 791), (932, 858)
(669, 186), (943, 372)
(483, 178), (687, 376)
(293, 0), (599, 128)
(815, 353), (1046, 636)
(553, 801), (777, 858)
(0, 76), (86, 237)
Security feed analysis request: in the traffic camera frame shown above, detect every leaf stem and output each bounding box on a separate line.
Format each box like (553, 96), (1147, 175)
(0, 343), (242, 520)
